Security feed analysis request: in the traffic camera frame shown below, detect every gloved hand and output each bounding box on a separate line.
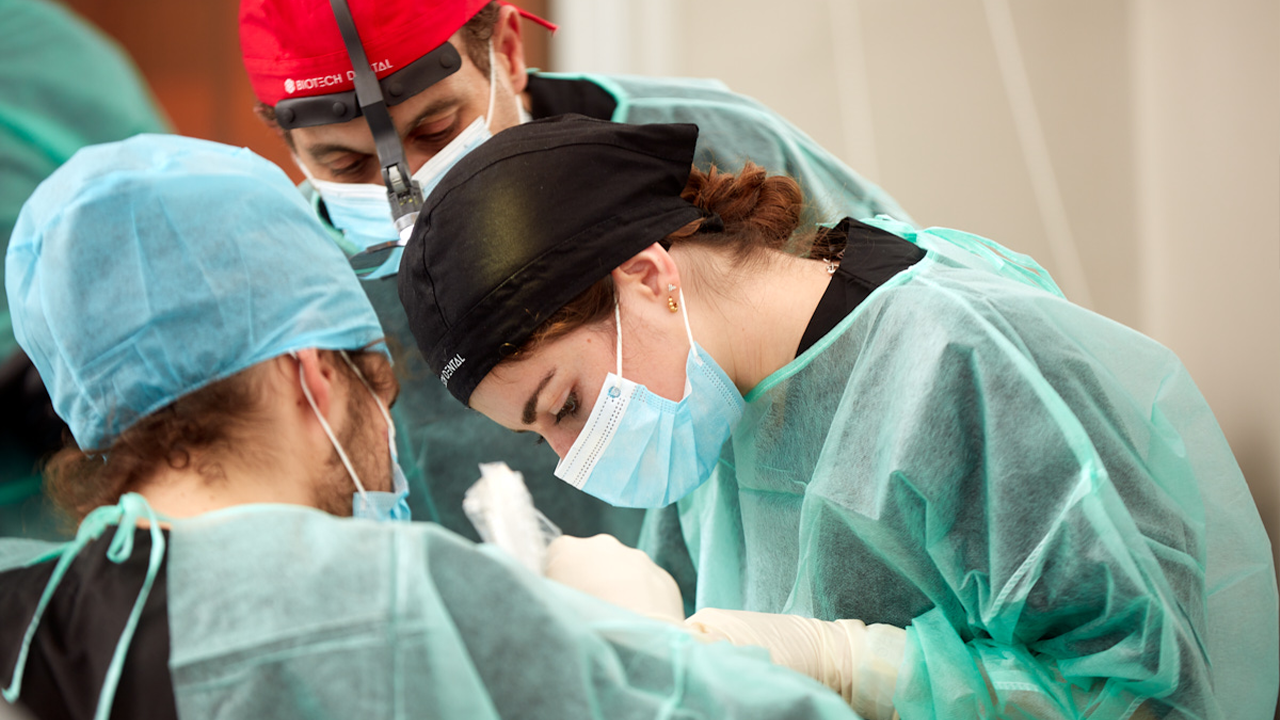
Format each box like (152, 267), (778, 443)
(685, 608), (905, 720)
(544, 534), (686, 625)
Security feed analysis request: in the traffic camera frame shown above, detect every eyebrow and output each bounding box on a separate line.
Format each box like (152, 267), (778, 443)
(303, 97), (461, 161)
(522, 370), (556, 426)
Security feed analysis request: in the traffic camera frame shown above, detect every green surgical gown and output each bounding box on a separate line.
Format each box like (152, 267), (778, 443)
(536, 72), (915, 228)
(317, 73), (910, 546)
(663, 220), (1277, 718)
(0, 0), (170, 538)
(1, 502), (864, 720)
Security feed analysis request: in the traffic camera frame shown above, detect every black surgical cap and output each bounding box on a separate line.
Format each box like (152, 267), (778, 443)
(398, 115), (704, 406)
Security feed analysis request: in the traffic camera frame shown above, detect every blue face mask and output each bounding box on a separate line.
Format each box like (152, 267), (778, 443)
(553, 291), (745, 508)
(351, 437), (410, 522)
(295, 350), (411, 522)
(302, 42), (507, 281)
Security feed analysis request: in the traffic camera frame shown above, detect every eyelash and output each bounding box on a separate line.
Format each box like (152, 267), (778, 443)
(555, 392), (579, 424)
(331, 159), (368, 178)
(535, 391), (579, 445)
(327, 116), (459, 177)
(412, 128), (454, 146)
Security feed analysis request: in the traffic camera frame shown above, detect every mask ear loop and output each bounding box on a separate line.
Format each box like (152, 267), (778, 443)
(340, 351), (410, 509)
(292, 351), (372, 508)
(676, 287), (699, 364)
(614, 299), (623, 378)
(616, 288), (697, 376)
(485, 40), (499, 132)
(293, 154), (316, 181)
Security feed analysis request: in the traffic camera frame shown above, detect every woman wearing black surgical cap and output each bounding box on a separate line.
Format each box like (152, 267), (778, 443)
(398, 115), (1277, 720)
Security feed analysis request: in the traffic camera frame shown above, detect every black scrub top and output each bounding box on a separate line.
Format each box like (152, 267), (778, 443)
(0, 529), (177, 720)
(796, 218), (927, 356)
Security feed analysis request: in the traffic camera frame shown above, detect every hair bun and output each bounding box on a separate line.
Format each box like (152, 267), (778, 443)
(680, 162), (802, 250)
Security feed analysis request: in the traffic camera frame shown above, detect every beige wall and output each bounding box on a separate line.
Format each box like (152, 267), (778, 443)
(1132, 0), (1280, 568)
(550, 0), (1280, 562)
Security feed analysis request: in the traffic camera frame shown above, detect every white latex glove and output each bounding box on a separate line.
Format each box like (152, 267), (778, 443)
(544, 534), (686, 625)
(685, 608), (905, 720)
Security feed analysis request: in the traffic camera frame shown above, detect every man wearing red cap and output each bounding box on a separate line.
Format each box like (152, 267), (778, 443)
(238, 0), (913, 561)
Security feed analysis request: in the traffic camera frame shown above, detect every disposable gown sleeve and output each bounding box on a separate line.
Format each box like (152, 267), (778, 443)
(833, 284), (1220, 719)
(430, 535), (863, 719)
(0, 538), (62, 571)
(163, 509), (861, 720)
(678, 101), (912, 228)
(573, 73), (914, 228)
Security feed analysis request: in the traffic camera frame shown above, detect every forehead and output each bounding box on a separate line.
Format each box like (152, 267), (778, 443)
(475, 344), (558, 400)
(472, 328), (609, 411)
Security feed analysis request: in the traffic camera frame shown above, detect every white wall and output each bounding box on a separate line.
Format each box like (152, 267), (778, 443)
(549, 0), (1280, 566)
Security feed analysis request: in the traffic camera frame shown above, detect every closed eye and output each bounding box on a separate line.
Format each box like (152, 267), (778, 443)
(554, 392), (579, 425)
(410, 125), (458, 151)
(329, 156), (372, 179)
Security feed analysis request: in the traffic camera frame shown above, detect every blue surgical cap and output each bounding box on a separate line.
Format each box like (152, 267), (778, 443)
(6, 134), (387, 450)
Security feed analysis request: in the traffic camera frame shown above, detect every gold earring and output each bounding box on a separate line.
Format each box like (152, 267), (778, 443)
(668, 296), (679, 313)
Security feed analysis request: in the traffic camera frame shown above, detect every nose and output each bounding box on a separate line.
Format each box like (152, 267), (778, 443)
(546, 431), (578, 460)
(403, 150), (430, 177)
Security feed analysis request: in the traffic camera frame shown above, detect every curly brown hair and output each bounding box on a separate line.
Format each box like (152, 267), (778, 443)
(43, 349), (394, 525)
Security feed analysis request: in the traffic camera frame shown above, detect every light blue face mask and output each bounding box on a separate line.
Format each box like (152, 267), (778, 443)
(295, 350), (411, 521)
(302, 42), (507, 281)
(352, 449), (411, 521)
(553, 290), (746, 508)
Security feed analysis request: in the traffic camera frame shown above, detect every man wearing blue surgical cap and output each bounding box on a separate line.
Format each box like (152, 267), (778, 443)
(7, 134), (404, 525)
(0, 135), (864, 720)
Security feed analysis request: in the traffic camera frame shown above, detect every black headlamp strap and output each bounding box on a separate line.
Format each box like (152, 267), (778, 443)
(328, 0), (422, 237)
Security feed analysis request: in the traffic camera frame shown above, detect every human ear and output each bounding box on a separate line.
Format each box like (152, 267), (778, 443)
(613, 244), (681, 305)
(252, 101), (293, 145)
(289, 349), (339, 419)
(493, 4), (529, 94)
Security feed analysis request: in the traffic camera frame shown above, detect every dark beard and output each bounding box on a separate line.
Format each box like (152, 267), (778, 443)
(313, 386), (390, 516)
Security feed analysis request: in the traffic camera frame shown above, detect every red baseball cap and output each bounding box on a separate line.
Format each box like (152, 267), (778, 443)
(240, 0), (553, 109)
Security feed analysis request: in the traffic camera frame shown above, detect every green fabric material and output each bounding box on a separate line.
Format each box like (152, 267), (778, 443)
(0, 0), (169, 538)
(0, 501), (862, 719)
(641, 212), (1065, 615)
(557, 71), (918, 587)
(0, 0), (171, 357)
(665, 224), (1277, 719)
(0, 536), (59, 570)
(535, 72), (915, 229)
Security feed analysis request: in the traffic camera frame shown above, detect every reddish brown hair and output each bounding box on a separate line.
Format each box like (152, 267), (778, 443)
(43, 349), (394, 525)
